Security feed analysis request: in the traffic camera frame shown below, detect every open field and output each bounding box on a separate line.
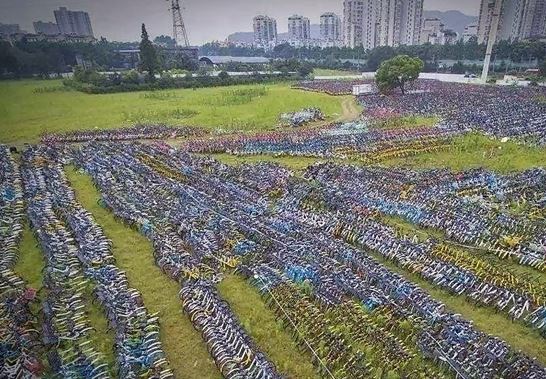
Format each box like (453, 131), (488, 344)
(0, 79), (350, 144)
(3, 78), (546, 379)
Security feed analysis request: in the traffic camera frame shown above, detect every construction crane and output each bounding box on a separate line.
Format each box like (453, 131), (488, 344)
(168, 0), (190, 47)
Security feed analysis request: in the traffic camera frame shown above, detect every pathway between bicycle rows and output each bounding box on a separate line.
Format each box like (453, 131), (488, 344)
(65, 167), (219, 378)
(65, 166), (318, 378)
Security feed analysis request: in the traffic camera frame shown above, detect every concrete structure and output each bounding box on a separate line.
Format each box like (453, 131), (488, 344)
(478, 0), (546, 44)
(343, 0), (381, 49)
(378, 0), (402, 47)
(320, 12), (342, 47)
(54, 7), (94, 37)
(420, 18), (457, 45)
(399, 0), (424, 45)
(0, 23), (21, 36)
(33, 21), (60, 35)
(288, 15), (311, 47)
(521, 0), (546, 39)
(420, 17), (443, 44)
(462, 23), (478, 42)
(253, 15), (277, 49)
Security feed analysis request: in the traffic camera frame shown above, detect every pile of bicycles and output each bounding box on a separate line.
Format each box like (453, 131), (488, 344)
(41, 124), (206, 144)
(22, 146), (173, 378)
(181, 122), (460, 164)
(70, 142), (545, 378)
(279, 108), (325, 128)
(1, 146), (44, 378)
(358, 81), (546, 145)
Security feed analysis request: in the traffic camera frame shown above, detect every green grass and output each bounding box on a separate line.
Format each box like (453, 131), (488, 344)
(313, 68), (361, 77)
(218, 274), (318, 379)
(382, 132), (546, 173)
(65, 166), (221, 379)
(0, 79), (349, 144)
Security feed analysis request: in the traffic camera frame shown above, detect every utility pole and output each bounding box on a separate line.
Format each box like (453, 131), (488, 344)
(481, 0), (502, 83)
(169, 0), (190, 47)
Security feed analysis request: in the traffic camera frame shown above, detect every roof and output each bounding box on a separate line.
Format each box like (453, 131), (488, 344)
(199, 56), (270, 64)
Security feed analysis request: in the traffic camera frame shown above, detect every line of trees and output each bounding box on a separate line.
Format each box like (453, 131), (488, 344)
(201, 39), (546, 71)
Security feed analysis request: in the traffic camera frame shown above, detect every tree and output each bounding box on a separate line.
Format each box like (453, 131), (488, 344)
(541, 59), (546, 77)
(218, 70), (229, 81)
(375, 55), (424, 94)
(297, 62), (314, 78)
(153, 35), (176, 47)
(139, 23), (159, 80)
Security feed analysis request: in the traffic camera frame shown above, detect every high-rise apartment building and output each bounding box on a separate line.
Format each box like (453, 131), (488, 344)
(343, 0), (381, 49)
(345, 0), (423, 49)
(462, 23), (479, 42)
(478, 0), (546, 44)
(320, 12), (342, 47)
(0, 23), (21, 36)
(378, 0), (402, 47)
(288, 15), (311, 47)
(399, 0), (424, 45)
(54, 7), (94, 37)
(420, 18), (444, 44)
(33, 21), (60, 35)
(253, 15), (278, 49)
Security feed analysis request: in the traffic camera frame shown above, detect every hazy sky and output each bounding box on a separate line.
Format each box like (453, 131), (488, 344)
(1, 0), (481, 44)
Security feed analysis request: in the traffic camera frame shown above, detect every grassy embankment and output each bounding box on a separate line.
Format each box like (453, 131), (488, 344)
(0, 79), (350, 145)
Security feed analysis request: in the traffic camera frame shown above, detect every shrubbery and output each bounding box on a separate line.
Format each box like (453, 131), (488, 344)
(64, 68), (301, 94)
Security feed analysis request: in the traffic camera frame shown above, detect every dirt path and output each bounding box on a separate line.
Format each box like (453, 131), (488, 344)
(337, 96), (362, 122)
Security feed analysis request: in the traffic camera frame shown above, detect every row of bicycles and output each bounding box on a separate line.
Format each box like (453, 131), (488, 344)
(73, 143), (284, 378)
(71, 141), (546, 378)
(301, 164), (546, 331)
(21, 146), (173, 378)
(0, 146), (44, 378)
(305, 163), (546, 269)
(41, 124), (206, 144)
(180, 120), (460, 165)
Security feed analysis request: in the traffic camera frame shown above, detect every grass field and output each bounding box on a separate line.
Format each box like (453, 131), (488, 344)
(382, 132), (546, 173)
(0, 79), (350, 144)
(4, 78), (546, 377)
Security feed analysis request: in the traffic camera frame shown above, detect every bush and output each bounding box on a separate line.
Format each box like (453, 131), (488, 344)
(218, 71), (230, 81)
(64, 73), (298, 94)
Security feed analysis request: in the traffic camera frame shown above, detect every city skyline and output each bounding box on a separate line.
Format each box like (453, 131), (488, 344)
(1, 0), (480, 44)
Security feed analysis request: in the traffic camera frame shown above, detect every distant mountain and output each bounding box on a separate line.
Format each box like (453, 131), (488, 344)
(423, 10), (478, 36)
(227, 24), (321, 44)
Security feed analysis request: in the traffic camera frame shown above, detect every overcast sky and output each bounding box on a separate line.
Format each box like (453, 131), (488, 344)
(1, 0), (481, 44)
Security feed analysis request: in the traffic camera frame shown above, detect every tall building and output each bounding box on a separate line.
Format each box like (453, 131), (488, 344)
(253, 15), (278, 49)
(478, 0), (546, 44)
(420, 18), (443, 44)
(398, 0), (424, 45)
(320, 12), (342, 47)
(33, 21), (60, 35)
(462, 23), (479, 42)
(288, 15), (311, 47)
(343, 0), (381, 49)
(378, 0), (401, 47)
(0, 23), (21, 36)
(521, 0), (546, 38)
(54, 7), (94, 37)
